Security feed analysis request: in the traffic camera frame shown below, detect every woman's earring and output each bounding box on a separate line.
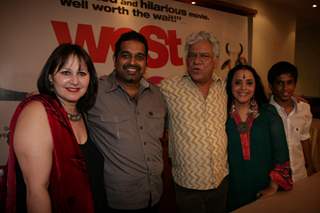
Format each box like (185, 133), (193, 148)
(250, 97), (257, 108)
(49, 77), (54, 91)
(230, 99), (236, 113)
(249, 97), (259, 116)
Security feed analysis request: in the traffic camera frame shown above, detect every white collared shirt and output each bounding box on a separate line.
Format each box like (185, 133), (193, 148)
(270, 95), (312, 182)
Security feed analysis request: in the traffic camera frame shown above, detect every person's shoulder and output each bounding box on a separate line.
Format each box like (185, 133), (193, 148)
(159, 76), (182, 97)
(99, 74), (109, 80)
(297, 100), (311, 111)
(98, 74), (112, 84)
(213, 73), (226, 84)
(260, 103), (279, 115)
(296, 100), (312, 118)
(24, 100), (46, 113)
(160, 75), (182, 86)
(257, 104), (284, 125)
(18, 94), (49, 109)
(148, 82), (162, 93)
(15, 97), (48, 124)
(97, 74), (114, 92)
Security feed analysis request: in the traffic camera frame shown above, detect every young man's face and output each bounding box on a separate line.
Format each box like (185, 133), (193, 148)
(114, 40), (147, 85)
(270, 73), (296, 103)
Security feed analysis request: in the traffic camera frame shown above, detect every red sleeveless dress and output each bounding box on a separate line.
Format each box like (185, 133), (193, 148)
(6, 94), (94, 213)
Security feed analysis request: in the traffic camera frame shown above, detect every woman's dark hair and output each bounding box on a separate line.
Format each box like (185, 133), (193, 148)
(37, 43), (98, 112)
(113, 30), (148, 59)
(226, 64), (268, 112)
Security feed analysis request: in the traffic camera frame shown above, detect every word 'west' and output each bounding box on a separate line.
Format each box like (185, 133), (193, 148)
(51, 21), (183, 68)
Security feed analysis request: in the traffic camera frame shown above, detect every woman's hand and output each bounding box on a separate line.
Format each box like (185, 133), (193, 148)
(256, 181), (278, 199)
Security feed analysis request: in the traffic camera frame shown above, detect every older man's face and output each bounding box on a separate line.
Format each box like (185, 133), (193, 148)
(186, 40), (218, 85)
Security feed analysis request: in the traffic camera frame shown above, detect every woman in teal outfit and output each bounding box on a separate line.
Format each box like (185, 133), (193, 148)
(225, 64), (292, 211)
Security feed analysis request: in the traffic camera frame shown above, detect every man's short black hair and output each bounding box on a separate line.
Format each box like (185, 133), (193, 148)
(267, 61), (298, 84)
(114, 31), (148, 59)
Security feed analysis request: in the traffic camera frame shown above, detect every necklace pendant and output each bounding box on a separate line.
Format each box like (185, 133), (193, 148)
(67, 112), (82, 121)
(237, 122), (249, 133)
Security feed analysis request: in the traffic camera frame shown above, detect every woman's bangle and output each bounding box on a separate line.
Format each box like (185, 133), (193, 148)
(270, 181), (279, 191)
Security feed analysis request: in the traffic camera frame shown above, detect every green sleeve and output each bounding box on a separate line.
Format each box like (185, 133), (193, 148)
(267, 105), (290, 165)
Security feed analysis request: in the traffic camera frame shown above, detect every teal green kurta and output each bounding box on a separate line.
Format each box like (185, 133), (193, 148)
(226, 104), (289, 211)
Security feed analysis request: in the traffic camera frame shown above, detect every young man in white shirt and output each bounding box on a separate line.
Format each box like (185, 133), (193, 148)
(268, 61), (315, 182)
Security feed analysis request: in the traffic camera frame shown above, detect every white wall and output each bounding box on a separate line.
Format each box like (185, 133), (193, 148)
(295, 26), (320, 97)
(224, 0), (296, 94)
(224, 0), (320, 97)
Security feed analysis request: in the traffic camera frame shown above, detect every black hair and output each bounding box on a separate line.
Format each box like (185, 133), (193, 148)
(113, 30), (148, 59)
(226, 64), (268, 111)
(267, 61), (298, 84)
(37, 43), (98, 112)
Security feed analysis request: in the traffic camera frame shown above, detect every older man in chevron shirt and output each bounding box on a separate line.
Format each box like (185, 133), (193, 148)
(160, 31), (228, 213)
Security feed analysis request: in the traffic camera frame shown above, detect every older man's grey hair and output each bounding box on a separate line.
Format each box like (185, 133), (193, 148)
(184, 31), (220, 58)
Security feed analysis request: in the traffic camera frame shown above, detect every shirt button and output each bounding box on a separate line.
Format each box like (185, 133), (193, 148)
(144, 142), (147, 145)
(149, 111), (154, 116)
(140, 126), (143, 130)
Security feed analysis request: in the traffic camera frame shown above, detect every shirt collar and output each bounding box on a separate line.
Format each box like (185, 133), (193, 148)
(181, 72), (224, 83)
(270, 95), (298, 113)
(104, 70), (150, 93)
